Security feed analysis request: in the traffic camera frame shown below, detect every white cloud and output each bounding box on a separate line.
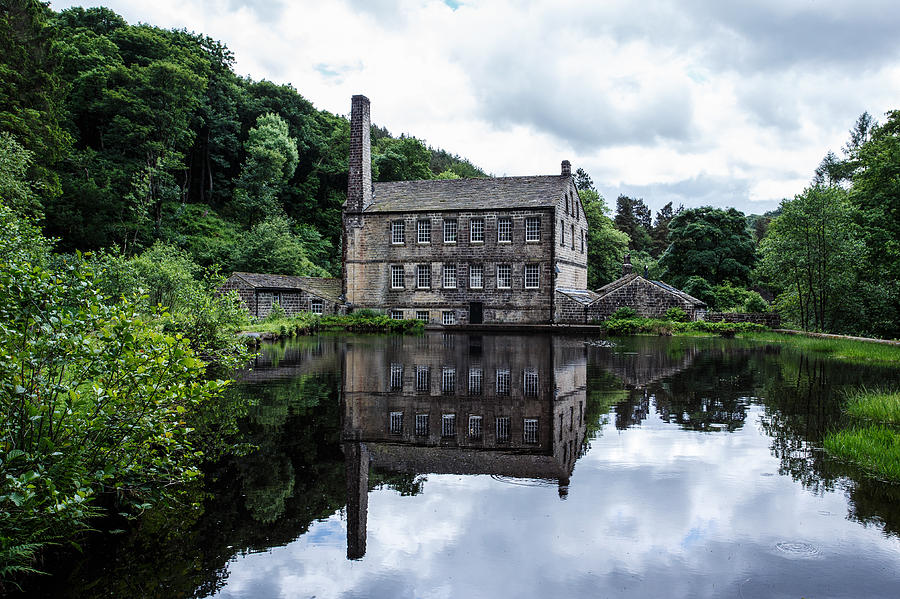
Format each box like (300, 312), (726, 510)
(49, 0), (900, 214)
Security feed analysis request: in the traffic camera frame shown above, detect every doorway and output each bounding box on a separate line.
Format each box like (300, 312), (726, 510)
(469, 302), (483, 324)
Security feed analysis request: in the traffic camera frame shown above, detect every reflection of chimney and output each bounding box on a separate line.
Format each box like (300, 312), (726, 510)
(346, 95), (371, 213)
(344, 442), (369, 560)
(558, 478), (569, 499)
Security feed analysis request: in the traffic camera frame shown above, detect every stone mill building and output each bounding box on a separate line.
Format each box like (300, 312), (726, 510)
(342, 95), (590, 325)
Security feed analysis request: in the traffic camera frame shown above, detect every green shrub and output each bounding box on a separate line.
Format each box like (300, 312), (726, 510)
(0, 203), (229, 580)
(743, 292), (770, 313)
(665, 307), (688, 322)
(611, 307), (638, 319)
(264, 302), (286, 323)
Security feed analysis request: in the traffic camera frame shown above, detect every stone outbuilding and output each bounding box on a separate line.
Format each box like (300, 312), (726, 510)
(555, 255), (706, 324)
(221, 272), (342, 319)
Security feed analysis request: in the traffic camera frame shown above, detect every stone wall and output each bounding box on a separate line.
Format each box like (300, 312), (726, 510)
(345, 209), (559, 324)
(554, 291), (588, 324)
(554, 175), (589, 289)
(221, 276), (339, 319)
(705, 312), (781, 327)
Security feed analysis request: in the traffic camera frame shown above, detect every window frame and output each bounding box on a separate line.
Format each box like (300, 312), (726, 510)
(496, 264), (512, 289)
(417, 219), (431, 244)
(416, 264), (431, 289)
(470, 218), (485, 243)
(497, 217), (512, 243)
(391, 220), (405, 245)
(443, 218), (458, 244)
(390, 264), (405, 289)
(525, 217), (541, 242)
(524, 264), (540, 289)
(310, 299), (324, 315)
(390, 309), (404, 320)
(469, 263), (483, 289)
(416, 310), (429, 321)
(443, 263), (457, 289)
(442, 310), (457, 325)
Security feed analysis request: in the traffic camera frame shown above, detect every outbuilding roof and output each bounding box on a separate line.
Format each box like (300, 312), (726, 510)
(365, 175), (571, 212)
(229, 273), (342, 302)
(593, 273), (705, 307)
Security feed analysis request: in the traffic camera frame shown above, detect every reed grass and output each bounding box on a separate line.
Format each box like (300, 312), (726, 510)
(824, 425), (900, 482)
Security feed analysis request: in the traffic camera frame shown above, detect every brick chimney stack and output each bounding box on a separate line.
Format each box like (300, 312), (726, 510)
(561, 160), (571, 177)
(347, 95), (371, 213)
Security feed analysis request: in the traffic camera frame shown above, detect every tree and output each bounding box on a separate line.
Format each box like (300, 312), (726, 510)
(373, 136), (433, 182)
(758, 185), (863, 332)
(659, 206), (756, 288)
(229, 214), (328, 277)
(232, 113), (299, 227)
(574, 167), (594, 192)
(613, 195), (652, 252)
(580, 188), (629, 288)
(0, 132), (39, 216)
(650, 201), (681, 257)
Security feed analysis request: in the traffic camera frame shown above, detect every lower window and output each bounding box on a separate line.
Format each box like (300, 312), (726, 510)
(391, 309), (404, 320)
(442, 311), (457, 325)
(416, 310), (429, 321)
(310, 300), (324, 315)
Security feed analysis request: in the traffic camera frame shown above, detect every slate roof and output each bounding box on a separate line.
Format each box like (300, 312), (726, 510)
(593, 274), (705, 307)
(556, 287), (601, 305)
(229, 273), (342, 302)
(365, 175), (570, 212)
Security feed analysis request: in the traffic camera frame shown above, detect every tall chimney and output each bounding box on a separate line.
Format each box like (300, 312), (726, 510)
(347, 95), (371, 212)
(561, 160), (571, 177)
(622, 253), (633, 277)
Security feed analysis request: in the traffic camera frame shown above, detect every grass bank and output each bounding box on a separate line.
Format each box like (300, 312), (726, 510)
(824, 389), (900, 482)
(241, 310), (423, 338)
(735, 331), (900, 364)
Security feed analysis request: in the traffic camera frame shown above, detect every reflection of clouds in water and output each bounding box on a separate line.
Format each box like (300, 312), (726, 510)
(216, 406), (900, 599)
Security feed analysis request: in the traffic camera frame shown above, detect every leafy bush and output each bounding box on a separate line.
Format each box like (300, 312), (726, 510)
(611, 307), (637, 319)
(743, 292), (770, 313)
(0, 203), (229, 580)
(665, 307), (688, 322)
(264, 302), (286, 323)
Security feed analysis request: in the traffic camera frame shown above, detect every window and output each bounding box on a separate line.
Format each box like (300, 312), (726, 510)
(390, 412), (403, 435)
(310, 300), (323, 315)
(571, 224), (575, 250)
(391, 265), (404, 289)
(272, 292), (281, 306)
(468, 415), (483, 439)
(524, 264), (539, 289)
(565, 194), (570, 215)
(497, 218), (512, 242)
(390, 363), (403, 390)
(416, 264), (431, 289)
(442, 367), (456, 394)
(525, 217), (540, 242)
(581, 229), (585, 253)
(444, 219), (457, 243)
(524, 418), (539, 444)
(496, 417), (510, 442)
(497, 264), (511, 289)
(416, 310), (429, 321)
(469, 264), (483, 288)
(470, 218), (484, 243)
(391, 221), (405, 244)
(417, 219), (431, 243)
(524, 368), (539, 396)
(496, 368), (510, 395)
(442, 311), (457, 325)
(415, 414), (429, 436)
(443, 263), (457, 288)
(468, 367), (483, 394)
(560, 219), (565, 246)
(391, 309), (404, 320)
(415, 365), (430, 392)
(441, 414), (456, 437)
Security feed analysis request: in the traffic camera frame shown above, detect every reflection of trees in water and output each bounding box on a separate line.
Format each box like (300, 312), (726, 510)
(756, 349), (900, 537)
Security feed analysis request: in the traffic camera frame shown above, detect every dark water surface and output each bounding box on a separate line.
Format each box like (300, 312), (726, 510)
(22, 333), (900, 598)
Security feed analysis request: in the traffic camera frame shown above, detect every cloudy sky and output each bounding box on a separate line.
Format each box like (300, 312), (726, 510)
(52, 0), (900, 215)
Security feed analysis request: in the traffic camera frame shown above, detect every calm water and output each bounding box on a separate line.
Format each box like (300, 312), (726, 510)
(22, 333), (900, 598)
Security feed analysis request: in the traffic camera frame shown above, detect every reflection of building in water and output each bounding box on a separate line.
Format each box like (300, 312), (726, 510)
(342, 333), (588, 559)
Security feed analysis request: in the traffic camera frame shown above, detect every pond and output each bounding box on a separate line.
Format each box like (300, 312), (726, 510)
(20, 333), (900, 598)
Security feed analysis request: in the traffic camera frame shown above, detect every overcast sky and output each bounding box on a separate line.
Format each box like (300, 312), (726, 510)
(52, 0), (900, 215)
